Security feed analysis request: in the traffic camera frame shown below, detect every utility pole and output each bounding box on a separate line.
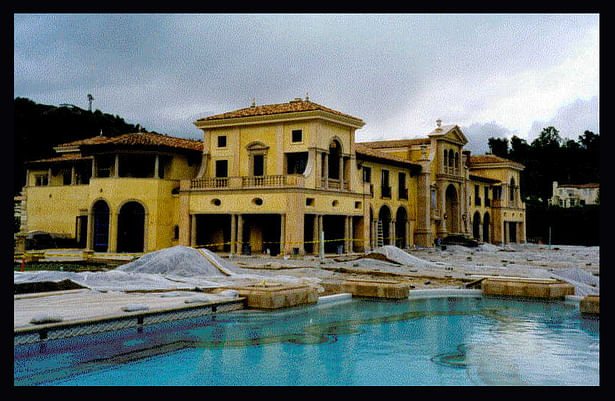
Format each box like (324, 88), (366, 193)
(87, 94), (94, 112)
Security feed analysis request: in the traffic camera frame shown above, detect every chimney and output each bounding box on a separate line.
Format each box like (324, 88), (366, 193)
(251, 98), (256, 107)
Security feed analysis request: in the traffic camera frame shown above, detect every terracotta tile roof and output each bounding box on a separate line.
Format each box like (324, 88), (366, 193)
(359, 138), (430, 148)
(56, 132), (203, 152)
(468, 154), (524, 169)
(198, 98), (364, 124)
(26, 153), (93, 164)
(353, 143), (421, 169)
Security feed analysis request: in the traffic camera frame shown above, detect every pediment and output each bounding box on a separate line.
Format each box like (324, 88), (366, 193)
(429, 125), (468, 146)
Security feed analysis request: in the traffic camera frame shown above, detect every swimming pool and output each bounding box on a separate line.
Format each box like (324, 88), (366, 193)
(14, 296), (599, 386)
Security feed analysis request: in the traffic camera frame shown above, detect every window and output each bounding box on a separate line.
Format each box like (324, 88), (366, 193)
(62, 170), (72, 185)
(355, 201), (362, 209)
(34, 174), (48, 186)
(431, 189), (437, 209)
(484, 187), (490, 206)
(398, 172), (407, 199)
(217, 135), (227, 148)
(306, 198), (315, 207)
(362, 166), (371, 183)
(291, 129), (302, 143)
(173, 225), (180, 240)
(474, 185), (481, 206)
(253, 155), (264, 176)
(381, 170), (391, 198)
(215, 160), (228, 178)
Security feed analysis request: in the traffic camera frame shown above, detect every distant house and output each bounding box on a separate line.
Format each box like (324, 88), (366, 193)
(549, 181), (599, 207)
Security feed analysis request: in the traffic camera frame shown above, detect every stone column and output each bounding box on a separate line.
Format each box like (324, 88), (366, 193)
(91, 157), (97, 178)
(280, 214), (286, 255)
(190, 214), (197, 247)
(230, 214), (236, 256)
(319, 215), (324, 256)
(71, 165), (76, 185)
(339, 156), (344, 189)
(348, 216), (354, 253)
(154, 154), (160, 178)
(108, 212), (117, 253)
(312, 214), (320, 255)
(114, 154), (120, 178)
(414, 163), (433, 247)
(389, 220), (395, 246)
(323, 153), (328, 188)
(48, 167), (52, 185)
(343, 216), (350, 253)
(404, 220), (409, 249)
(236, 214), (243, 254)
(372, 219), (378, 248)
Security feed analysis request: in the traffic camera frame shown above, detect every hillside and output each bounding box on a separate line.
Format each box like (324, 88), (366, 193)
(13, 97), (143, 195)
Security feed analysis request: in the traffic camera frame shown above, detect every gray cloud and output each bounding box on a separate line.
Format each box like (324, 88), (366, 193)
(14, 14), (599, 144)
(528, 96), (599, 142)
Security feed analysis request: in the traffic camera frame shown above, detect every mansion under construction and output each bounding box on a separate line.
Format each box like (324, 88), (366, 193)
(18, 97), (527, 255)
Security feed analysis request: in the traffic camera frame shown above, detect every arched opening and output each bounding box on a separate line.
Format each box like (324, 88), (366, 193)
(472, 211), (482, 241)
(328, 139), (342, 179)
(378, 205), (392, 246)
(445, 184), (459, 234)
(448, 149), (454, 167)
(483, 212), (490, 243)
(92, 200), (110, 252)
(117, 201), (146, 253)
(395, 206), (408, 248)
(454, 152), (459, 170)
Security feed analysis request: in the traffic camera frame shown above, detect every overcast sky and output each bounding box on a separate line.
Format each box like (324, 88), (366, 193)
(14, 13), (599, 154)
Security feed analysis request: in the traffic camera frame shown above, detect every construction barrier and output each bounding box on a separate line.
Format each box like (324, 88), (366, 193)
(14, 237), (406, 263)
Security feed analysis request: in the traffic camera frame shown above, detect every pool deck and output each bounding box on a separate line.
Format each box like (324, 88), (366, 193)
(14, 289), (241, 329)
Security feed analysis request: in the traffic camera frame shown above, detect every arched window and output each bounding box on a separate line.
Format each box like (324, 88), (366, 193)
(448, 149), (454, 167)
(443, 149), (448, 167)
(454, 152), (459, 169)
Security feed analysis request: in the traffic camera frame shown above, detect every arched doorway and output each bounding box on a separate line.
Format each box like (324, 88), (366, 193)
(92, 200), (110, 252)
(378, 205), (392, 246)
(483, 212), (490, 243)
(445, 184), (459, 233)
(472, 211), (481, 241)
(117, 201), (146, 253)
(395, 206), (408, 248)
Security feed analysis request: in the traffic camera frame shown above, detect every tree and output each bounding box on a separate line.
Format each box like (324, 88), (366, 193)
(531, 126), (562, 151)
(488, 137), (509, 157)
(578, 130), (599, 152)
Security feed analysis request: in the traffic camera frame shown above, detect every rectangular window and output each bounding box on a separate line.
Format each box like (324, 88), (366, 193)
(381, 170), (391, 198)
(362, 167), (371, 183)
(253, 155), (264, 176)
(215, 160), (228, 178)
(34, 174), (48, 186)
(484, 187), (490, 206)
(306, 198), (315, 207)
(217, 135), (227, 148)
(398, 172), (407, 199)
(291, 129), (302, 143)
(474, 184), (481, 206)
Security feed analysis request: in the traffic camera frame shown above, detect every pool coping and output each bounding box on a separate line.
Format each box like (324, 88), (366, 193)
(14, 298), (245, 346)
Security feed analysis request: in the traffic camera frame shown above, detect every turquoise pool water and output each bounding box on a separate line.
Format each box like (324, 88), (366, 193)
(14, 296), (599, 386)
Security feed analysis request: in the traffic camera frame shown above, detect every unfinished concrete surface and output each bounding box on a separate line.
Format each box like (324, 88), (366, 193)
(229, 283), (318, 309)
(481, 277), (575, 299)
(323, 278), (410, 299)
(580, 294), (599, 315)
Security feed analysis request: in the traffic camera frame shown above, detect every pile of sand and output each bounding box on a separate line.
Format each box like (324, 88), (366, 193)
(364, 246), (440, 268)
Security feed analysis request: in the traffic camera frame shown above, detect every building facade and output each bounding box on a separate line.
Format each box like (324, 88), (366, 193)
(19, 98), (526, 254)
(549, 181), (600, 207)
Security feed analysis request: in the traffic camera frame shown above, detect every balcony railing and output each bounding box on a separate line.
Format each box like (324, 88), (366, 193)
(191, 175), (304, 190)
(320, 177), (350, 190)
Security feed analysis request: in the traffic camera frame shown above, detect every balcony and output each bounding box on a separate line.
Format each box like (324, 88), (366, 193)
(320, 177), (350, 190)
(190, 175), (304, 190)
